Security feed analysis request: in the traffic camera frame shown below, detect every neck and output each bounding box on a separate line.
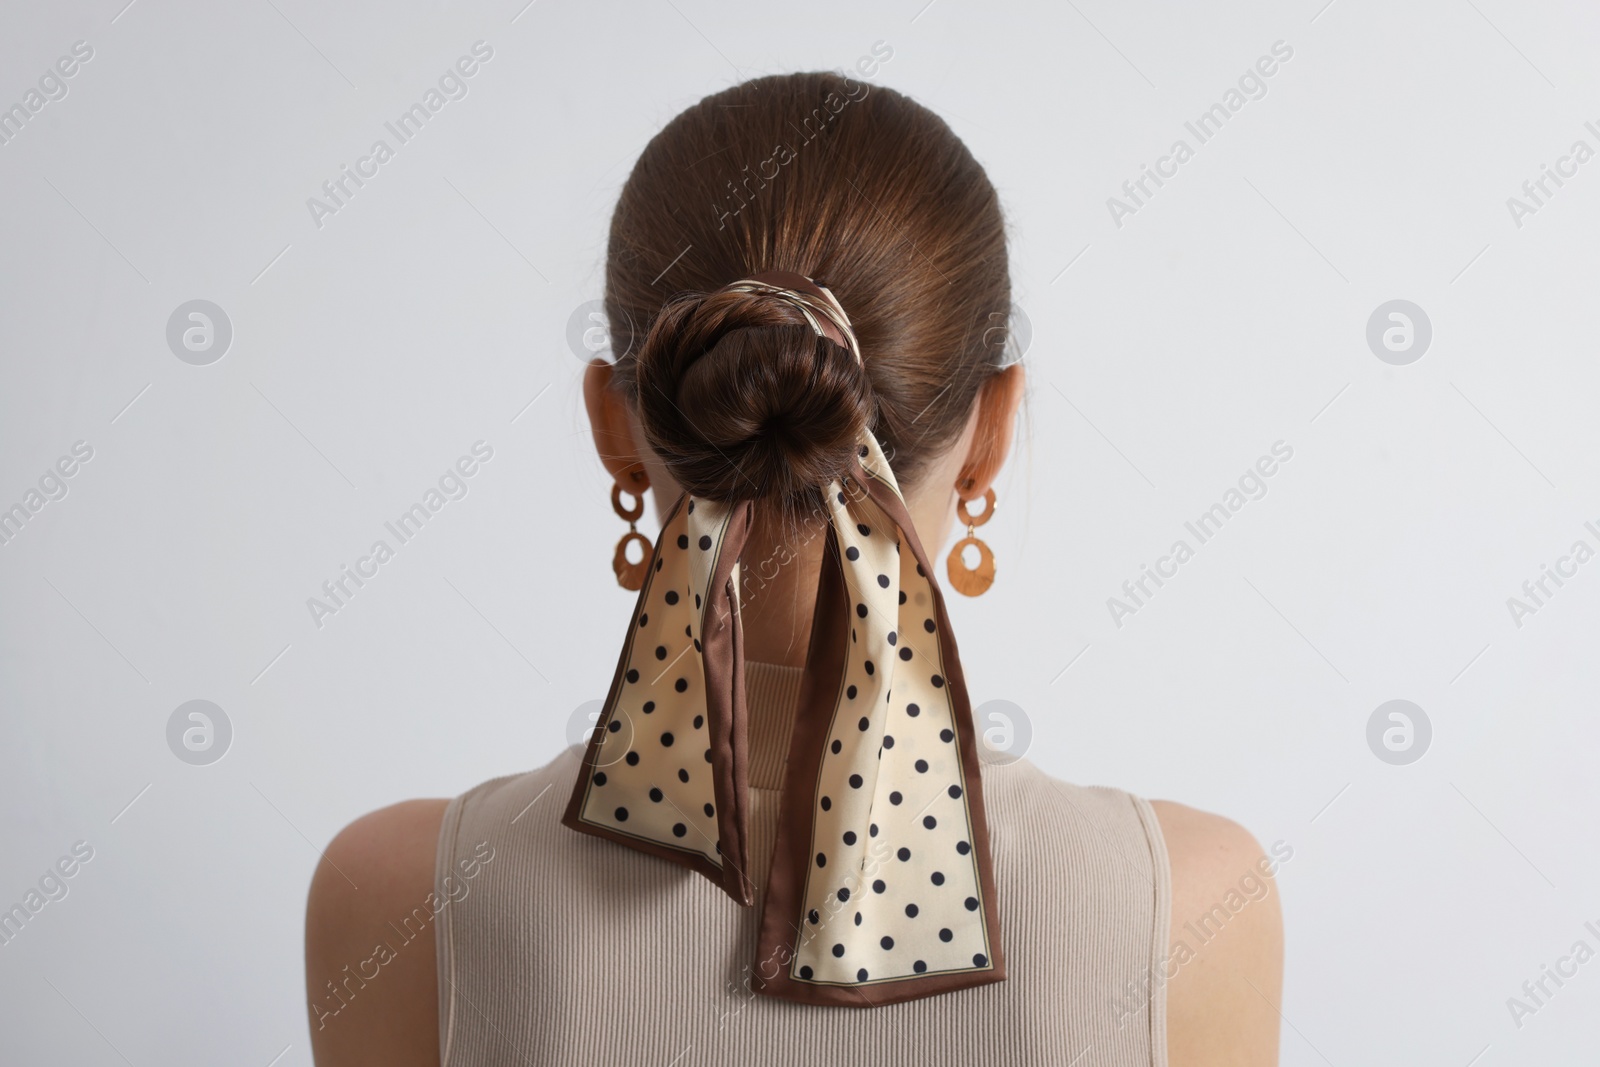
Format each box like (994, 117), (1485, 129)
(735, 520), (827, 667)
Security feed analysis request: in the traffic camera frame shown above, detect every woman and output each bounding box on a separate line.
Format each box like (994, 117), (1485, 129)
(306, 72), (1282, 1066)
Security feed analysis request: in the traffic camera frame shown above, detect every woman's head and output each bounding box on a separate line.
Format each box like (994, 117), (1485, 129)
(586, 71), (1023, 566)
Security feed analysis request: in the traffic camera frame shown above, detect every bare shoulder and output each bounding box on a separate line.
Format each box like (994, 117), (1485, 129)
(1150, 800), (1286, 1067)
(305, 798), (451, 1067)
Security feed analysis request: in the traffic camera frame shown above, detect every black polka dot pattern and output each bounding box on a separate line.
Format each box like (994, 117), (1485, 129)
(572, 433), (994, 993)
(572, 495), (738, 870)
(782, 433), (994, 987)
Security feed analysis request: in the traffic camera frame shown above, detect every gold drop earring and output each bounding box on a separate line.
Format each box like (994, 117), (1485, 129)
(612, 465), (651, 591)
(946, 484), (996, 597)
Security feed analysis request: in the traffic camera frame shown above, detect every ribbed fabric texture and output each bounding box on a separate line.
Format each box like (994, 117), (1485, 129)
(435, 662), (1170, 1066)
(745, 657), (803, 790)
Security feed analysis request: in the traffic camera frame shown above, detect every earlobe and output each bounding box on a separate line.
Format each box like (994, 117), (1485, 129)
(584, 359), (646, 486)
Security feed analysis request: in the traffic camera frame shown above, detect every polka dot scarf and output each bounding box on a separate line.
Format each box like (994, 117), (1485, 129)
(562, 273), (1004, 1007)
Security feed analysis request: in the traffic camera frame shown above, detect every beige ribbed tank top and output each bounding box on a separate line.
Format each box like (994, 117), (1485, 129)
(434, 661), (1170, 1066)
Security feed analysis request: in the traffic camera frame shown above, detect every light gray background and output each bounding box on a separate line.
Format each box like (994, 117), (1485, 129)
(2, 0), (1597, 1064)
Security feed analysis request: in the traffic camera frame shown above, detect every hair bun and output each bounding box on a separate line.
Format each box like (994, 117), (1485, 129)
(633, 284), (875, 509)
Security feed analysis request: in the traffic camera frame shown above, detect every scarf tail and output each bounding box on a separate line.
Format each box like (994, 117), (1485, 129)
(752, 463), (1006, 1006)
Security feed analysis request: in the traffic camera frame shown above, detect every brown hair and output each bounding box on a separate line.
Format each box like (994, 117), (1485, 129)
(606, 71), (1009, 516)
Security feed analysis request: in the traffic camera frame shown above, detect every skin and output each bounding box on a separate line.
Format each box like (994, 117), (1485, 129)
(306, 359), (1283, 1066)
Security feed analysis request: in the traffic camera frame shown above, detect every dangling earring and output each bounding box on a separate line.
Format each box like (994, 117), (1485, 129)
(612, 466), (651, 591)
(946, 484), (996, 597)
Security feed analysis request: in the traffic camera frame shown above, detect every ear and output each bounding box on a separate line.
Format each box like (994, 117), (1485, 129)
(583, 359), (649, 489)
(955, 362), (1025, 500)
